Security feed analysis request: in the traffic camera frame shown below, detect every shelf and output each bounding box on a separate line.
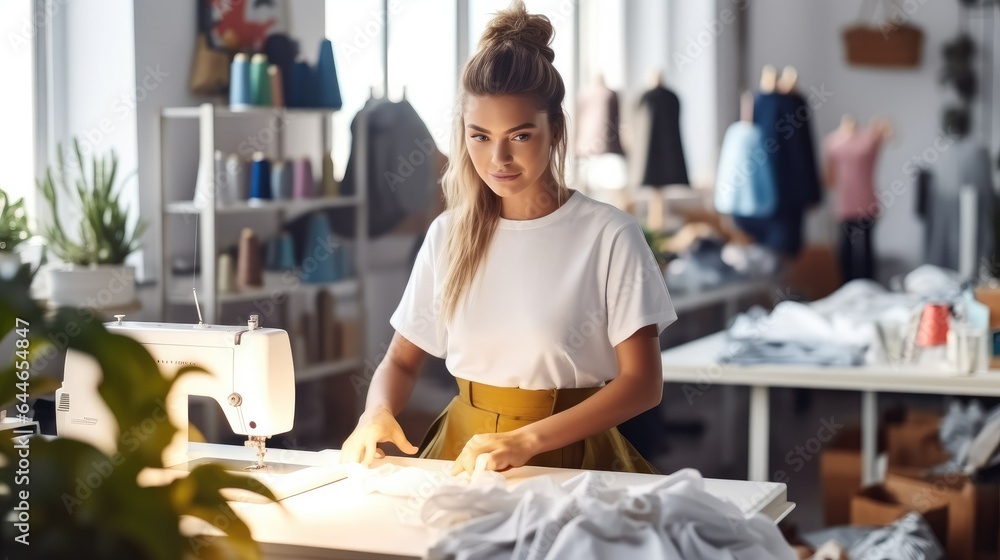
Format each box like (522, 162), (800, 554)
(166, 196), (360, 221)
(161, 106), (338, 119)
(295, 358), (362, 383)
(167, 273), (359, 306)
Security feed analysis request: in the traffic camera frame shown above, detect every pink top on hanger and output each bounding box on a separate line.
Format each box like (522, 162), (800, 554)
(823, 127), (883, 221)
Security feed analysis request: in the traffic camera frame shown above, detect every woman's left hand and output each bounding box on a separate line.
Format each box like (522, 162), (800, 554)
(450, 430), (538, 477)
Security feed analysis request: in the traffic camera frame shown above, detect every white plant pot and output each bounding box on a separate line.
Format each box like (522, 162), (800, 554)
(0, 251), (20, 280)
(48, 264), (135, 309)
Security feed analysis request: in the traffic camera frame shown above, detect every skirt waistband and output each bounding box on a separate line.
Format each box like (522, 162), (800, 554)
(455, 377), (602, 419)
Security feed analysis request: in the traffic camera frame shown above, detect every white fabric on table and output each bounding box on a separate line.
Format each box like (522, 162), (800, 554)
(420, 468), (795, 560)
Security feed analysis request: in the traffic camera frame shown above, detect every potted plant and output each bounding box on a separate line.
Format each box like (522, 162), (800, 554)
(0, 266), (275, 558)
(0, 188), (31, 280)
(38, 139), (147, 308)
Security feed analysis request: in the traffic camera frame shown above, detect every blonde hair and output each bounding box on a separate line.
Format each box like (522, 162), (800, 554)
(440, 0), (569, 321)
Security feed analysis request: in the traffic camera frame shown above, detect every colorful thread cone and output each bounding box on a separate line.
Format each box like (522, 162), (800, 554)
(249, 152), (272, 200)
(315, 39), (342, 109)
(229, 53), (252, 108)
(268, 64), (284, 108)
(217, 253), (236, 293)
(276, 232), (296, 271)
(249, 53), (272, 106)
(293, 157), (315, 198)
(236, 228), (263, 289)
(288, 60), (313, 108)
(916, 303), (950, 347)
(301, 214), (336, 283)
(271, 160), (292, 200)
(226, 154), (247, 201)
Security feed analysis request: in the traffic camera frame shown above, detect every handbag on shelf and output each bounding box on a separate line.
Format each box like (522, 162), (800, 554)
(842, 0), (924, 68)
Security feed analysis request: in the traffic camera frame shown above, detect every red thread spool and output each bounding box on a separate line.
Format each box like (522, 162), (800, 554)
(915, 303), (950, 347)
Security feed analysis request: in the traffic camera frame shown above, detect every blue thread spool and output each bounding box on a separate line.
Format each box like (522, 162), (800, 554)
(230, 53), (252, 109)
(301, 214), (336, 283)
(315, 39), (342, 109)
(288, 60), (313, 108)
(271, 160), (292, 200)
(276, 232), (296, 271)
(249, 153), (272, 200)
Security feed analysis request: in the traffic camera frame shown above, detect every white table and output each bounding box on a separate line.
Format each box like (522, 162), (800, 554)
(661, 331), (1000, 484)
(179, 442), (794, 559)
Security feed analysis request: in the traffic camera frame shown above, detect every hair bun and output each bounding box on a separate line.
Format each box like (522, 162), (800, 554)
(478, 0), (555, 64)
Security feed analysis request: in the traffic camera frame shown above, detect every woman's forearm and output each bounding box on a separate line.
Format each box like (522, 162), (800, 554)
(362, 359), (418, 420)
(519, 370), (662, 456)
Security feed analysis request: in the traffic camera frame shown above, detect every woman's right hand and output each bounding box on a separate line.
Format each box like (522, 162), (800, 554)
(339, 406), (420, 466)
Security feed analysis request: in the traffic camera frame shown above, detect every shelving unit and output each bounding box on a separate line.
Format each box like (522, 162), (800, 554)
(157, 103), (368, 391)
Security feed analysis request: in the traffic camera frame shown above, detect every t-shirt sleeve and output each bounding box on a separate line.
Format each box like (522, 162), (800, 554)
(606, 221), (678, 347)
(389, 220), (448, 358)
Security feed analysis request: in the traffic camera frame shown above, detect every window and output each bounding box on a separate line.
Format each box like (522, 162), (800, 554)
(326, 0), (583, 174)
(0, 0), (37, 213)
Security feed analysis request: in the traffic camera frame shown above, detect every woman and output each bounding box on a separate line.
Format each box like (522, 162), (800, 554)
(340, 0), (676, 477)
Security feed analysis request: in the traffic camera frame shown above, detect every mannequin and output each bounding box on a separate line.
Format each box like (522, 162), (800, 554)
(739, 90), (754, 123)
(823, 113), (891, 281)
(776, 65), (798, 94)
(759, 65), (777, 94)
(631, 67), (688, 231)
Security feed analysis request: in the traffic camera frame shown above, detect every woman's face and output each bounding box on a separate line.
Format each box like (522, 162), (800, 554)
(464, 94), (554, 199)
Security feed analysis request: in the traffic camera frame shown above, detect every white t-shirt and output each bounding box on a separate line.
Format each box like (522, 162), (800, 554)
(389, 190), (677, 390)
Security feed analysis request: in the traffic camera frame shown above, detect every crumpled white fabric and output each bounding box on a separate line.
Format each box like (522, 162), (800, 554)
(420, 468), (795, 560)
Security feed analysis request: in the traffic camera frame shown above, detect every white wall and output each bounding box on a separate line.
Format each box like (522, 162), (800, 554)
(746, 0), (997, 280)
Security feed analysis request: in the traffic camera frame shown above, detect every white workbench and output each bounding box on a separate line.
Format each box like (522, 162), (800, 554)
(661, 331), (1000, 484)
(181, 442), (794, 559)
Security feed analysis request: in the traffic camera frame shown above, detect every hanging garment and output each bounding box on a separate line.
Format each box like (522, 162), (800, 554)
(575, 81), (624, 157)
(714, 121), (777, 217)
(629, 85), (689, 187)
(295, 97), (442, 239)
(823, 127), (884, 221)
(422, 469), (797, 560)
(838, 218), (876, 282)
(918, 138), (995, 272)
(733, 92), (822, 256)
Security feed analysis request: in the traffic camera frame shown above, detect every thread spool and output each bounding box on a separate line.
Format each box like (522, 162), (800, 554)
(271, 160), (292, 200)
(301, 214), (335, 283)
(226, 154), (247, 201)
(264, 237), (278, 270)
(268, 65), (284, 108)
(236, 228), (263, 289)
(229, 53), (252, 109)
(249, 152), (272, 200)
(217, 253), (236, 293)
(250, 53), (271, 106)
(321, 151), (338, 197)
(276, 232), (296, 271)
(916, 303), (950, 347)
(213, 150), (235, 206)
(293, 157), (315, 199)
(289, 60), (313, 108)
(315, 39), (342, 109)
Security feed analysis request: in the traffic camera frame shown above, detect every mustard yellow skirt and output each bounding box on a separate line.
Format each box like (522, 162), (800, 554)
(417, 377), (658, 474)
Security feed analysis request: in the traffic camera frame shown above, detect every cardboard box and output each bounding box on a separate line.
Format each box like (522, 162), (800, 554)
(820, 426), (863, 527)
(888, 468), (1000, 559)
(850, 474), (950, 549)
(886, 413), (949, 470)
(887, 411), (1000, 559)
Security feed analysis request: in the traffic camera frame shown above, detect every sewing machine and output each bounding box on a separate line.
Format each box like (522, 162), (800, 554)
(56, 314), (346, 500)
